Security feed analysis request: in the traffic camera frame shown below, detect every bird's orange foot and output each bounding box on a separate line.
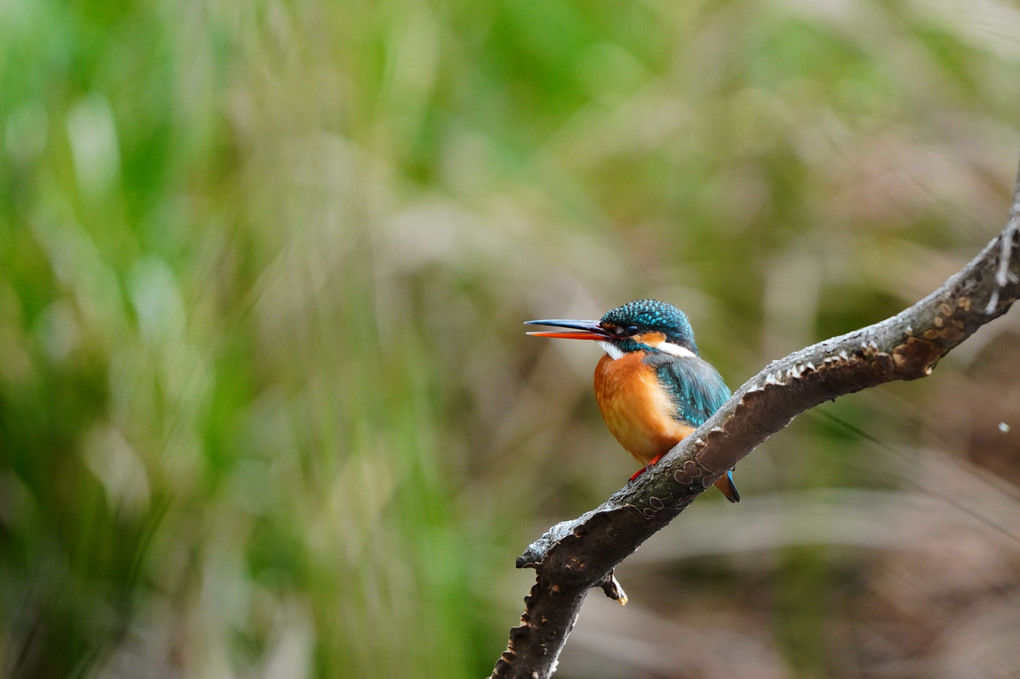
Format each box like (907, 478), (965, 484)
(628, 453), (666, 483)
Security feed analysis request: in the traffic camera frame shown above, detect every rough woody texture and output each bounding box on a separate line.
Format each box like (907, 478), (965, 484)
(491, 162), (1020, 679)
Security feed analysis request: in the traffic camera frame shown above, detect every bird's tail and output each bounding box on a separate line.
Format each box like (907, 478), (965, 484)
(714, 469), (740, 503)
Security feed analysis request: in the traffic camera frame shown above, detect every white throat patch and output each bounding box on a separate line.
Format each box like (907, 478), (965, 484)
(597, 341), (625, 360)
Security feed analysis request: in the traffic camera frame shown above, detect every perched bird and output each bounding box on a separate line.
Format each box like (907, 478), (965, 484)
(526, 299), (739, 502)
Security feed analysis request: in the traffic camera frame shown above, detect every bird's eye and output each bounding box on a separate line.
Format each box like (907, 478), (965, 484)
(625, 325), (639, 335)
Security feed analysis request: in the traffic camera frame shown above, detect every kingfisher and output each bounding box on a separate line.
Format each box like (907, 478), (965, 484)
(526, 299), (739, 502)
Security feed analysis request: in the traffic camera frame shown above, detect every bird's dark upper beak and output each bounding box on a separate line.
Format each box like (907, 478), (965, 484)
(524, 318), (610, 341)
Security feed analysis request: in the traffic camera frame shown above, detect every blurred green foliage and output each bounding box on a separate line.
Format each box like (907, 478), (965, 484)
(1, 0), (1019, 677)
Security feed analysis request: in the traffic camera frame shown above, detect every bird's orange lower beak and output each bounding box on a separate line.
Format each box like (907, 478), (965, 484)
(526, 330), (607, 340)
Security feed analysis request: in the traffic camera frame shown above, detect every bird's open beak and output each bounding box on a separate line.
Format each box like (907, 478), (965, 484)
(524, 318), (610, 341)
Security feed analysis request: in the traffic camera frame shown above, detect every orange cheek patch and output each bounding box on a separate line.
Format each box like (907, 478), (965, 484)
(632, 331), (666, 345)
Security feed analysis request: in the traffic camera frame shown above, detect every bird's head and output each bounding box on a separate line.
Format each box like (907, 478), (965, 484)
(525, 299), (698, 358)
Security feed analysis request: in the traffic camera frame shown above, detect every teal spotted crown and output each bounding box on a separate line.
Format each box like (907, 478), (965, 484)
(600, 299), (697, 353)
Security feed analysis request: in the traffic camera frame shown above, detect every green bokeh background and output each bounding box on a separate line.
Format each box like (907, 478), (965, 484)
(2, 1), (1019, 677)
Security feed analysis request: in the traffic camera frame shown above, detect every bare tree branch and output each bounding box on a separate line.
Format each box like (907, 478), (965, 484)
(490, 159), (1020, 679)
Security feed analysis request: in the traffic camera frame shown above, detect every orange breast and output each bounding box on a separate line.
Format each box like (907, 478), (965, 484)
(593, 352), (695, 466)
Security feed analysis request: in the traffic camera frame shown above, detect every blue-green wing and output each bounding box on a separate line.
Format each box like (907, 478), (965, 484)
(644, 352), (740, 503)
(644, 353), (731, 427)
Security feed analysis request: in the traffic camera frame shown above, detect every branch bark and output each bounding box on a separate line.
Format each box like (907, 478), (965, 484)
(491, 159), (1020, 679)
